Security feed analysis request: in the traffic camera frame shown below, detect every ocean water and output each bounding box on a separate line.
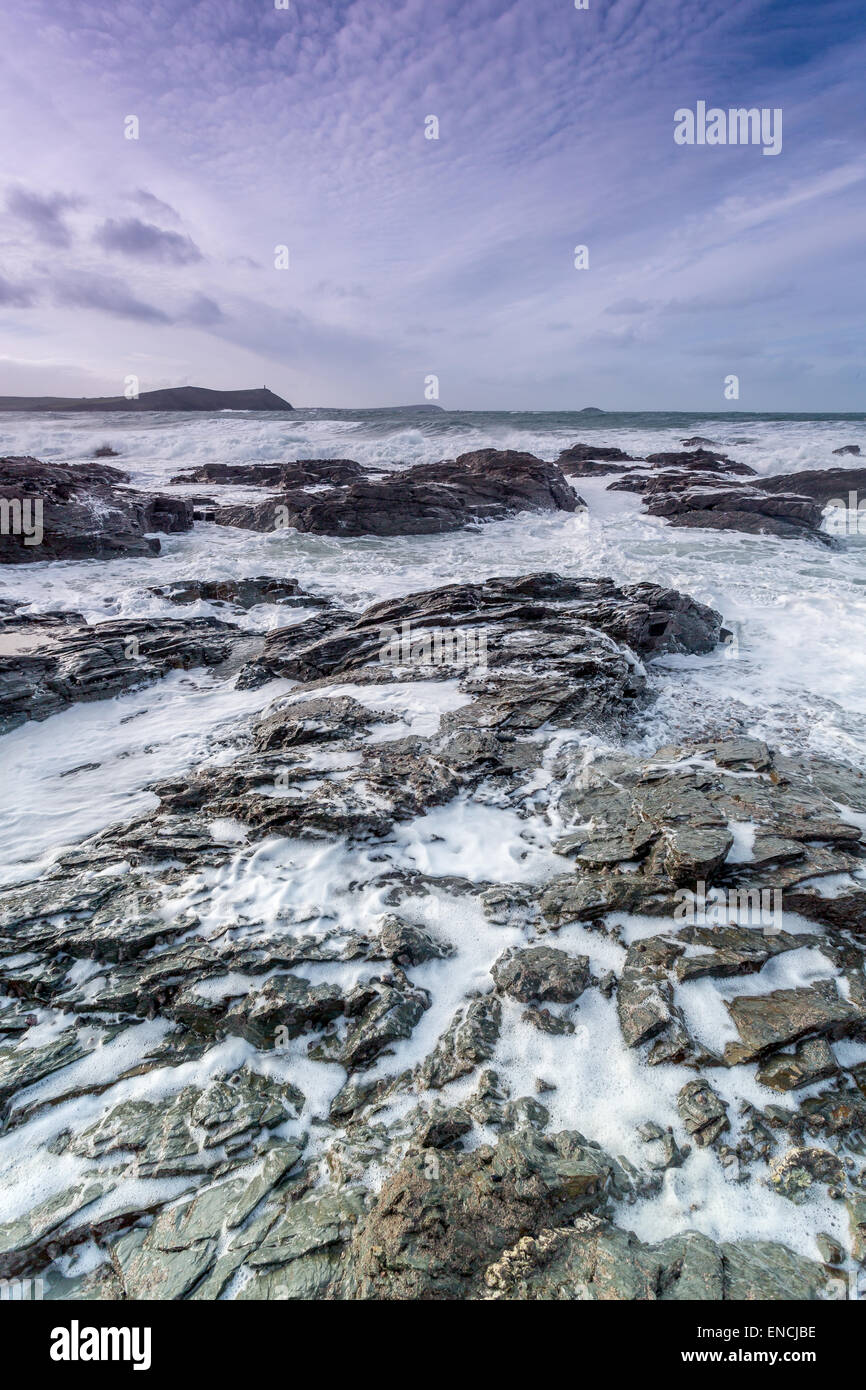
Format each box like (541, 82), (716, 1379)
(2, 408), (866, 1265)
(3, 407), (866, 770)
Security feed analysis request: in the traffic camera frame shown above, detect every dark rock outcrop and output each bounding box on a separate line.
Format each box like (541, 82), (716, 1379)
(0, 456), (193, 563)
(212, 450), (581, 538)
(169, 459), (372, 488)
(149, 576), (326, 610)
(0, 613), (242, 732)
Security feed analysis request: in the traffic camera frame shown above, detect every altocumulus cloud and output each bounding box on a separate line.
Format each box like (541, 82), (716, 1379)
(94, 218), (203, 265)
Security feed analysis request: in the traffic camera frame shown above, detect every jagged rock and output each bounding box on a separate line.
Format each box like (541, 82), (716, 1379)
(415, 1105), (473, 1149)
(221, 975), (347, 1047)
(150, 576), (326, 610)
(253, 694), (382, 751)
(768, 1147), (846, 1202)
(617, 936), (684, 1049)
(335, 978), (431, 1071)
(557, 443), (638, 475)
(213, 451), (581, 538)
(756, 1038), (839, 1093)
(542, 740), (866, 937)
(248, 573), (721, 708)
(66, 1067), (304, 1177)
(375, 915), (454, 966)
(342, 1128), (626, 1299)
(608, 458), (847, 544)
(501, 1097), (550, 1131)
(0, 456), (193, 564)
(0, 614), (240, 732)
(481, 1217), (839, 1300)
(816, 1232), (844, 1265)
(417, 996), (502, 1089)
(522, 1007), (575, 1035)
(847, 1193), (866, 1261)
(724, 986), (866, 1065)
(113, 1144), (304, 1299)
(677, 1079), (729, 1147)
(675, 926), (822, 983)
(492, 946), (589, 1003)
(169, 458), (372, 488)
(832, 445), (861, 457)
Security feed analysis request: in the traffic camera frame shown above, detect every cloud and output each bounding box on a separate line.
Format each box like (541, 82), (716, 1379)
(182, 293), (224, 325)
(94, 217), (203, 264)
(130, 189), (181, 225)
(605, 298), (657, 316)
(51, 271), (171, 323)
(0, 273), (36, 307)
(6, 187), (81, 248)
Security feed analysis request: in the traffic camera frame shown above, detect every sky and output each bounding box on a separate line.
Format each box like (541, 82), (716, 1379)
(0, 0), (864, 411)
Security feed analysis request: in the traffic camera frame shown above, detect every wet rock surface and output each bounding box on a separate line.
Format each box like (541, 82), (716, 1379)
(2, 539), (866, 1301)
(0, 456), (193, 563)
(0, 611), (246, 732)
(209, 450), (582, 537)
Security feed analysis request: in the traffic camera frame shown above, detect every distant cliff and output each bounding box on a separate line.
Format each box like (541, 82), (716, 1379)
(0, 386), (293, 412)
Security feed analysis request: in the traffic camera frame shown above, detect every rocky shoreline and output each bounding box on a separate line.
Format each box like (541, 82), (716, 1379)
(2, 440), (866, 1300)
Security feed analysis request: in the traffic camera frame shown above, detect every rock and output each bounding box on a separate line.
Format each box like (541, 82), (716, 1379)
(816, 1232), (844, 1265)
(481, 1215), (838, 1300)
(643, 448), (756, 475)
(681, 437), (719, 448)
(417, 996), (502, 1089)
(724, 986), (865, 1065)
(150, 576), (326, 610)
(342, 1128), (623, 1299)
(375, 915), (454, 966)
(542, 740), (866, 944)
(831, 445), (861, 457)
(0, 456), (193, 563)
(336, 978), (431, 1071)
(0, 614), (241, 732)
(415, 1106), (473, 1149)
(492, 946), (590, 1003)
(756, 1038), (839, 1092)
(557, 443), (638, 475)
(847, 1193), (866, 1261)
(212, 450), (582, 538)
(170, 458), (371, 487)
(760, 466), (866, 503)
(617, 936), (684, 1049)
(522, 1007), (575, 1035)
(677, 1079), (729, 1146)
(253, 694), (381, 751)
(222, 974), (347, 1047)
(768, 1147), (846, 1202)
(608, 459), (840, 544)
(114, 1144), (303, 1299)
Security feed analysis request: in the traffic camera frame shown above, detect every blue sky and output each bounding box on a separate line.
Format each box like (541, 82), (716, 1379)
(0, 0), (864, 409)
